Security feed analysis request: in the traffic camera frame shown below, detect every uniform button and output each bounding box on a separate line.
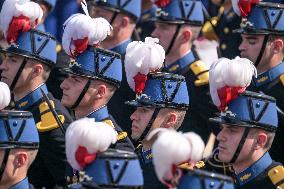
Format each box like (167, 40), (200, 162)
(137, 27), (142, 33)
(221, 44), (227, 50)
(224, 27), (230, 34)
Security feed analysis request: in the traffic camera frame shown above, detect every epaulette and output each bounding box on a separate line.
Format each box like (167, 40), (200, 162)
(103, 119), (127, 141)
(36, 100), (65, 132)
(189, 60), (209, 87)
(280, 74), (284, 86)
(178, 161), (205, 170)
(268, 165), (284, 188)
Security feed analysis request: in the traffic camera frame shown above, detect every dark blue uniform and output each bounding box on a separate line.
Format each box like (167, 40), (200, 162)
(14, 84), (73, 188)
(234, 153), (284, 189)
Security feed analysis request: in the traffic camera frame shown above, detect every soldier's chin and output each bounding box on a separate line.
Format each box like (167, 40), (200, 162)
(61, 98), (72, 108)
(217, 153), (230, 163)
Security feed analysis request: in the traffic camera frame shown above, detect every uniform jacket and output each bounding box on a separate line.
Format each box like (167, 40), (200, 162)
(9, 178), (34, 189)
(14, 84), (73, 189)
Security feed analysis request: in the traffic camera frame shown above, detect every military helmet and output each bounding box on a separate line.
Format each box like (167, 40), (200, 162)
(0, 29), (57, 67)
(154, 0), (206, 26)
(81, 149), (143, 189)
(210, 91), (278, 132)
(87, 0), (141, 22)
(63, 47), (122, 88)
(0, 110), (39, 149)
(126, 72), (189, 110)
(178, 169), (235, 189)
(235, 2), (284, 35)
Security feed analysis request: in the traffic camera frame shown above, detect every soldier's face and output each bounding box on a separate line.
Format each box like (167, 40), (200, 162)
(151, 23), (179, 52)
(216, 124), (255, 163)
(0, 54), (33, 92)
(239, 34), (273, 69)
(60, 74), (90, 108)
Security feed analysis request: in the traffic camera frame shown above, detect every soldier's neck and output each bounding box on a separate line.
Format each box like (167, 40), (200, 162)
(0, 175), (26, 189)
(257, 55), (284, 74)
(232, 151), (265, 174)
(165, 49), (191, 67)
(13, 81), (45, 102)
(74, 102), (106, 119)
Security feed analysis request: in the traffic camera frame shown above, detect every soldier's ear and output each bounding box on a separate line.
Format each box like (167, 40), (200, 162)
(96, 84), (107, 99)
(14, 151), (28, 168)
(164, 112), (177, 128)
(181, 29), (192, 43)
(255, 132), (268, 149)
(272, 38), (284, 55)
(121, 16), (131, 27)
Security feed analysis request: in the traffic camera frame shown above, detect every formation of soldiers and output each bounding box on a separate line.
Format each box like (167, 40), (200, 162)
(0, 0), (284, 189)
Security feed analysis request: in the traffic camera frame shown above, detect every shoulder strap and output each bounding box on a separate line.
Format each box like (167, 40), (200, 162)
(268, 165), (284, 188)
(189, 60), (209, 86)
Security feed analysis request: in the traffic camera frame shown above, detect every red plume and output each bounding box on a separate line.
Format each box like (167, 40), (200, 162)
(133, 72), (148, 94)
(217, 86), (246, 112)
(7, 15), (31, 43)
(238, 0), (259, 17)
(75, 146), (97, 169)
(71, 37), (89, 58)
(155, 0), (171, 7)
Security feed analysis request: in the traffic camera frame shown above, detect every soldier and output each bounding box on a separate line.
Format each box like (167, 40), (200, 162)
(59, 5), (134, 151)
(208, 58), (284, 188)
(65, 118), (144, 189)
(31, 0), (57, 31)
(86, 0), (142, 135)
(0, 82), (39, 189)
(0, 1), (73, 188)
(151, 0), (218, 143)
(235, 0), (284, 164)
(123, 37), (190, 188)
(0, 110), (40, 189)
(201, 0), (242, 59)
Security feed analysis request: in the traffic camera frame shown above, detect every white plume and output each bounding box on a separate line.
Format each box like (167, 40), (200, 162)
(0, 0), (43, 39)
(125, 37), (165, 92)
(148, 128), (205, 184)
(62, 0), (112, 56)
(65, 118), (117, 170)
(232, 0), (241, 16)
(209, 56), (257, 107)
(0, 82), (11, 110)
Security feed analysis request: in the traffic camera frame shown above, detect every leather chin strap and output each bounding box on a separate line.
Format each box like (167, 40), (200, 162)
(166, 25), (182, 56)
(135, 108), (161, 146)
(254, 35), (269, 68)
(229, 127), (250, 164)
(0, 149), (10, 182)
(71, 78), (92, 109)
(110, 12), (118, 26)
(10, 58), (28, 91)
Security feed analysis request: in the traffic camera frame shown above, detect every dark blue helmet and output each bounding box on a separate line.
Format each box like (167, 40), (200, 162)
(81, 149), (144, 188)
(154, 0), (206, 26)
(63, 47), (122, 88)
(88, 0), (141, 22)
(0, 29), (57, 67)
(0, 111), (39, 149)
(235, 2), (284, 35)
(210, 91), (278, 132)
(126, 72), (189, 110)
(178, 169), (235, 189)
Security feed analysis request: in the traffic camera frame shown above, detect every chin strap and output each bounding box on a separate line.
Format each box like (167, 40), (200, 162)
(229, 127), (250, 164)
(71, 78), (92, 109)
(135, 108), (161, 146)
(0, 149), (10, 182)
(166, 25), (182, 56)
(254, 35), (269, 68)
(10, 58), (28, 91)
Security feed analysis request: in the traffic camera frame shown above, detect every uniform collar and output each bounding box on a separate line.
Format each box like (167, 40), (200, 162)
(253, 62), (284, 87)
(163, 51), (199, 74)
(87, 106), (109, 122)
(136, 145), (153, 165)
(15, 83), (48, 110)
(9, 177), (29, 189)
(235, 152), (272, 186)
(110, 39), (131, 55)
